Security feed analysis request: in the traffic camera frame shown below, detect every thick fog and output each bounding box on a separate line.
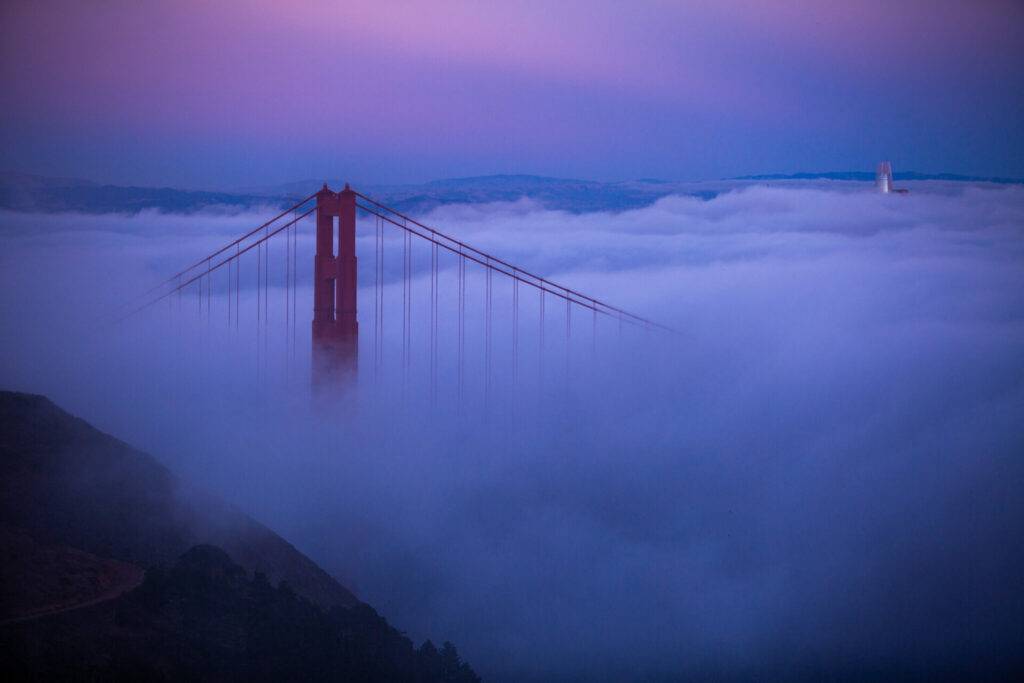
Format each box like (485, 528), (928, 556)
(1, 182), (1023, 680)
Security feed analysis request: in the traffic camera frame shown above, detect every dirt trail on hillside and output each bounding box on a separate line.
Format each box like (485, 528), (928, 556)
(1, 527), (147, 626)
(0, 565), (145, 627)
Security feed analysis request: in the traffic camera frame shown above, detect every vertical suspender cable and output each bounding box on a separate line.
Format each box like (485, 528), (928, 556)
(429, 241), (434, 395)
(434, 242), (439, 395)
(539, 288), (545, 388)
(402, 228), (410, 386)
(256, 242), (261, 381)
(377, 216), (383, 372)
(379, 219), (384, 369)
(373, 216), (379, 375)
(401, 228), (406, 380)
(406, 230), (411, 374)
(458, 250), (465, 402)
(512, 269), (518, 391)
(374, 215), (382, 377)
(430, 240), (438, 398)
(257, 243), (262, 332)
(268, 224), (272, 374)
(288, 222), (292, 362)
(291, 221), (297, 357)
(565, 295), (571, 386)
(177, 275), (182, 414)
(285, 212), (291, 367)
(485, 259), (492, 407)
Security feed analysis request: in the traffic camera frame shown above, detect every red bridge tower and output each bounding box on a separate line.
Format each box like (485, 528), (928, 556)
(312, 183), (358, 387)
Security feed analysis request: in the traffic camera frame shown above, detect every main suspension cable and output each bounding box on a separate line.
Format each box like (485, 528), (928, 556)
(355, 192), (673, 333)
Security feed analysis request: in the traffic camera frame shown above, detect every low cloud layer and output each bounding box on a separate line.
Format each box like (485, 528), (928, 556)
(2, 182), (1022, 680)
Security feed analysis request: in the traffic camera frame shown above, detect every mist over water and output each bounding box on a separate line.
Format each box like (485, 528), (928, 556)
(2, 182), (1023, 680)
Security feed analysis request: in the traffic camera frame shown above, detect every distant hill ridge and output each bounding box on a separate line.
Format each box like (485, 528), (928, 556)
(2, 170), (1020, 217)
(0, 171), (290, 214)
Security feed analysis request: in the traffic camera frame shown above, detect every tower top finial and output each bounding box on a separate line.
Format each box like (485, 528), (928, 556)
(344, 182), (350, 191)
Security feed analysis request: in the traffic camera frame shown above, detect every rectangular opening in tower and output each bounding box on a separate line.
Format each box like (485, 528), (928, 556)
(332, 216), (340, 257)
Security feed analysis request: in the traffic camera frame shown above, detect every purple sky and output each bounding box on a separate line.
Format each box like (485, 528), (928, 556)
(2, 0), (1022, 187)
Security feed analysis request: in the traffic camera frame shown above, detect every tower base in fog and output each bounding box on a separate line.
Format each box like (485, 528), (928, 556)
(312, 327), (358, 391)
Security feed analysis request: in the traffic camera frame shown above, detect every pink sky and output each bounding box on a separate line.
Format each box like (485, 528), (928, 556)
(2, 0), (1021, 186)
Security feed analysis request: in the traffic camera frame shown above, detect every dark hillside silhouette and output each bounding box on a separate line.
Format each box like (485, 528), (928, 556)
(0, 391), (480, 680)
(3, 545), (480, 682)
(0, 391), (355, 608)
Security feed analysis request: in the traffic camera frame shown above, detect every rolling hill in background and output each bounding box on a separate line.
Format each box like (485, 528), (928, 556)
(0, 391), (479, 681)
(0, 172), (282, 214)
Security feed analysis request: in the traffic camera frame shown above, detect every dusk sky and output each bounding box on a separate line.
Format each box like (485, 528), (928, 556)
(2, 0), (1023, 188)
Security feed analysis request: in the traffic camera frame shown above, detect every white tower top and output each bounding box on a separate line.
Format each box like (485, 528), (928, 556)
(876, 161), (894, 193)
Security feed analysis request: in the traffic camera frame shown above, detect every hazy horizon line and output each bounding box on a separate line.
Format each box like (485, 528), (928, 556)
(3, 167), (1023, 195)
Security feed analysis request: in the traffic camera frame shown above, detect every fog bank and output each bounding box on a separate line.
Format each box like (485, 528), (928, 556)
(1, 182), (1022, 680)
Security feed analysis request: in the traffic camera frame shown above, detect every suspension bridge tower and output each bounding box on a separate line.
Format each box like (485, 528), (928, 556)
(312, 183), (358, 388)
